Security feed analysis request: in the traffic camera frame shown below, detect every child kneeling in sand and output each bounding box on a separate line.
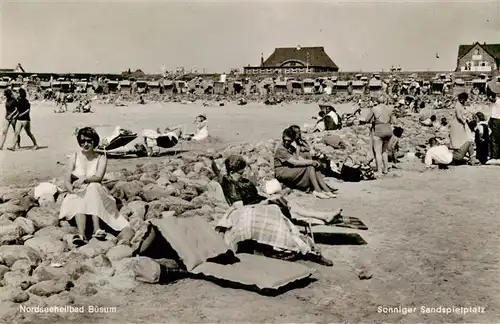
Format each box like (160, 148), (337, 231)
(388, 126), (405, 163)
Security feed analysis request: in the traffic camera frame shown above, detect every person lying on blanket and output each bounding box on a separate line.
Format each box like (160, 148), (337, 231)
(210, 154), (343, 266)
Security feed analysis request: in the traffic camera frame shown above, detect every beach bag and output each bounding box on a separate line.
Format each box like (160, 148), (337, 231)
(340, 157), (362, 182)
(133, 257), (162, 284)
(34, 182), (59, 200)
(360, 164), (376, 181)
(264, 179), (282, 195)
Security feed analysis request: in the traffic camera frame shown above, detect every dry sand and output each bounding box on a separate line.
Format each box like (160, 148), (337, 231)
(1, 101), (499, 322)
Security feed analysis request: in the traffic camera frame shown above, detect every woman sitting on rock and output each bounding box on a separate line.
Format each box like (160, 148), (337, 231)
(212, 154), (341, 266)
(274, 128), (337, 199)
(288, 125), (314, 159)
(59, 127), (130, 246)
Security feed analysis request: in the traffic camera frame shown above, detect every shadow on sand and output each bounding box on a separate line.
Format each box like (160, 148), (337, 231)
(313, 232), (367, 245)
(9, 145), (49, 151)
(106, 149), (191, 159)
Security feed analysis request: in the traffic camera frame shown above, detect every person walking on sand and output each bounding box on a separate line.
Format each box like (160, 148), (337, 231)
(365, 95), (395, 176)
(0, 89), (21, 150)
(8, 88), (39, 151)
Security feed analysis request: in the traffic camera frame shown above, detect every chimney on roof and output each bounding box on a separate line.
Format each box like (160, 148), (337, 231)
(260, 53), (264, 66)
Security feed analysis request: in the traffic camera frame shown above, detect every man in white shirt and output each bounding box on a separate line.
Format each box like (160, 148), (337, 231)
(424, 138), (453, 168)
(424, 137), (478, 168)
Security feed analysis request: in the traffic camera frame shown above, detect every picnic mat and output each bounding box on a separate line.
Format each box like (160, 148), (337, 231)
(150, 216), (314, 294)
(150, 216), (237, 272)
(191, 253), (314, 295)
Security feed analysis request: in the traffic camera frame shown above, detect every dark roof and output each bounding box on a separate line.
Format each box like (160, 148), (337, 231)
(262, 47), (338, 68)
(458, 42), (500, 60)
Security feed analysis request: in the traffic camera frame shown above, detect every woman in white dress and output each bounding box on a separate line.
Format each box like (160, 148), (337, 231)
(59, 127), (129, 245)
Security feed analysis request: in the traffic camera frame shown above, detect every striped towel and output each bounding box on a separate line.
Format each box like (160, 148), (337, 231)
(216, 204), (314, 255)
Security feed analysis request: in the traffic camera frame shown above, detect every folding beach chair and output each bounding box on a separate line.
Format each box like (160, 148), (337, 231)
(144, 125), (185, 157)
(96, 133), (138, 154)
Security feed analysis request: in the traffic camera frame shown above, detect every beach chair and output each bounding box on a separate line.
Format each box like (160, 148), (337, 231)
(143, 125), (185, 156)
(96, 131), (138, 154)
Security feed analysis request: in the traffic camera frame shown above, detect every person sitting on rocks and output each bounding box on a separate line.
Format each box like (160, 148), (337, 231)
(304, 111), (328, 133)
(212, 154), (340, 266)
(320, 105), (342, 130)
(274, 128), (337, 199)
(59, 127), (130, 246)
(288, 125), (314, 159)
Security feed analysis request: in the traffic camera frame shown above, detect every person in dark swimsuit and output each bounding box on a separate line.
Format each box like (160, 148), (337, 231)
(8, 88), (39, 151)
(0, 89), (20, 150)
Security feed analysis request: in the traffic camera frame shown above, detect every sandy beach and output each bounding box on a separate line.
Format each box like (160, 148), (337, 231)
(0, 101), (361, 187)
(1, 101), (499, 323)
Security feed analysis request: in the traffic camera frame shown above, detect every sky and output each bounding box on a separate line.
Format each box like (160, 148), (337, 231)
(1, 0), (499, 74)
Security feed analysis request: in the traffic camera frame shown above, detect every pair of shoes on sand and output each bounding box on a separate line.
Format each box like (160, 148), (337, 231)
(313, 189), (338, 199)
(72, 229), (106, 246)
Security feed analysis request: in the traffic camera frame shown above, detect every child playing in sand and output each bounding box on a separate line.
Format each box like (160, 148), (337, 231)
(388, 126), (404, 163)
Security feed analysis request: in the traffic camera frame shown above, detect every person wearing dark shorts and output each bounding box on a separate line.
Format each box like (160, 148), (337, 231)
(8, 88), (38, 151)
(366, 95), (395, 175)
(0, 89), (20, 150)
